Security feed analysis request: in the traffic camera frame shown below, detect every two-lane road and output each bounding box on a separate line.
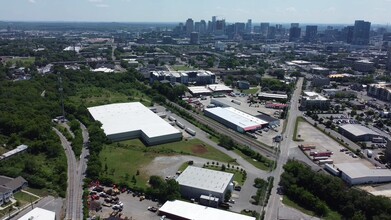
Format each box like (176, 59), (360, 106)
(264, 78), (304, 220)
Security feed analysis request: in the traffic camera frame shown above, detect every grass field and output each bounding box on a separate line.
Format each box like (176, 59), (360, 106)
(6, 57), (35, 66)
(69, 86), (152, 107)
(293, 116), (305, 141)
(172, 65), (197, 71)
(242, 88), (259, 95)
(100, 139), (236, 188)
(204, 164), (246, 186)
(282, 196), (341, 220)
(13, 191), (39, 207)
(233, 149), (272, 171)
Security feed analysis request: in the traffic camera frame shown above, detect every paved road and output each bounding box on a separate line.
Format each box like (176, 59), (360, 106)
(264, 77), (304, 220)
(54, 121), (89, 220)
(160, 107), (270, 212)
(53, 127), (78, 220)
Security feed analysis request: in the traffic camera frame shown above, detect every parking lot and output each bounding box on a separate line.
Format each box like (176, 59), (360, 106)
(297, 120), (374, 167)
(89, 186), (162, 220)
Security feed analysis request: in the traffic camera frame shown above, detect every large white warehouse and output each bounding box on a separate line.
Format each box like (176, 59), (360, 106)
(88, 102), (182, 145)
(176, 166), (234, 201)
(159, 200), (255, 220)
(204, 107), (268, 133)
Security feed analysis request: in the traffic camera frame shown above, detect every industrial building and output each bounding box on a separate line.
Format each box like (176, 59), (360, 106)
(256, 113), (280, 127)
(149, 70), (216, 85)
(368, 82), (391, 102)
(300, 91), (330, 110)
(158, 200), (255, 220)
(333, 163), (391, 185)
(257, 92), (288, 101)
(19, 207), (56, 220)
(175, 166), (234, 201)
(207, 84), (233, 93)
(204, 107), (268, 133)
(338, 124), (380, 142)
(0, 144), (28, 161)
(88, 102), (182, 145)
(188, 86), (212, 96)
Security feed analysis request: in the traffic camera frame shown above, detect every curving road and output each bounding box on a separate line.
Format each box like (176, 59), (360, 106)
(53, 121), (89, 220)
(53, 127), (78, 220)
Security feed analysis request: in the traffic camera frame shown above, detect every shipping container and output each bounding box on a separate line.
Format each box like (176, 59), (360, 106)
(312, 156), (330, 161)
(319, 159), (334, 165)
(176, 121), (185, 129)
(185, 128), (196, 136)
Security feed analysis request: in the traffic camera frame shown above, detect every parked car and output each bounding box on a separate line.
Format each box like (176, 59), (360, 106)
(148, 206), (158, 212)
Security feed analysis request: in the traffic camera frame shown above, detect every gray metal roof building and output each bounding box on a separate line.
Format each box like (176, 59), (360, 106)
(335, 162), (391, 185)
(176, 166), (234, 201)
(338, 124), (380, 142)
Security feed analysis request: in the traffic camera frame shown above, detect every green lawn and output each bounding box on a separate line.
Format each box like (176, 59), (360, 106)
(13, 191), (39, 207)
(69, 86), (152, 107)
(233, 149), (272, 171)
(293, 116), (305, 141)
(172, 65), (197, 71)
(6, 57), (35, 66)
(242, 88), (259, 95)
(282, 196), (341, 220)
(100, 139), (236, 188)
(203, 164), (246, 186)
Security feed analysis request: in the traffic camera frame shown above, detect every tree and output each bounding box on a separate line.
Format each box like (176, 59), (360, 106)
(221, 164), (226, 171)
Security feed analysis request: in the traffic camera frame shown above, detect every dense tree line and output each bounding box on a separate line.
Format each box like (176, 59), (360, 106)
(280, 160), (391, 219)
(146, 176), (181, 202)
(0, 72), (67, 196)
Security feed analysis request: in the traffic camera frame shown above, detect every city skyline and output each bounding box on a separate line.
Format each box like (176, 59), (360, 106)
(1, 0), (391, 24)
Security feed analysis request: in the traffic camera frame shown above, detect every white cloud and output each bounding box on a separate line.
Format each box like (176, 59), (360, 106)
(28, 0), (36, 3)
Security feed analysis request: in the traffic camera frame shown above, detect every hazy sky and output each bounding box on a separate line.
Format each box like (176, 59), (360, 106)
(1, 0), (390, 24)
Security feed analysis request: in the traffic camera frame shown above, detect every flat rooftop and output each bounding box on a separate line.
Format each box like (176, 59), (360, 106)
(188, 86), (212, 94)
(335, 162), (391, 179)
(176, 166), (233, 194)
(205, 107), (268, 130)
(339, 124), (379, 137)
(207, 84), (233, 92)
(159, 200), (255, 220)
(303, 91), (328, 101)
(258, 92), (288, 99)
(88, 102), (181, 139)
(19, 207), (56, 220)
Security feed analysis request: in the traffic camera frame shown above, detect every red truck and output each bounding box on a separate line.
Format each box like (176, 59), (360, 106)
(310, 151), (333, 157)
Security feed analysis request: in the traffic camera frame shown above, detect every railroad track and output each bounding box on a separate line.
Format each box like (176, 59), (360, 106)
(170, 102), (278, 159)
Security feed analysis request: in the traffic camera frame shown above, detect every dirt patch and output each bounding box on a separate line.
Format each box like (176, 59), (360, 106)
(191, 144), (208, 154)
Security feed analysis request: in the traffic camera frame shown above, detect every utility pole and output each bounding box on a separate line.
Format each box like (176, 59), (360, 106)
(59, 75), (65, 123)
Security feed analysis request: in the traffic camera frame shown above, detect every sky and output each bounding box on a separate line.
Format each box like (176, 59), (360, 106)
(0, 0), (390, 24)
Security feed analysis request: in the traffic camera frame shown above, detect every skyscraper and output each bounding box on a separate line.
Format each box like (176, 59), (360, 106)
(246, 19), (252, 33)
(234, 22), (246, 35)
(190, 32), (200, 44)
(289, 23), (301, 42)
(352, 20), (371, 45)
(199, 20), (207, 35)
(186, 18), (194, 36)
(260, 23), (269, 37)
(305, 25), (318, 43)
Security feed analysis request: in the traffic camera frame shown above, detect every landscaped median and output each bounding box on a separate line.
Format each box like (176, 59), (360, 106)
(293, 116), (305, 141)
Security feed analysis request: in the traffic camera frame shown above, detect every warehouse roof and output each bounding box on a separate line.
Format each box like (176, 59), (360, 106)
(207, 84), (233, 92)
(339, 124), (379, 137)
(303, 91), (328, 101)
(176, 166), (233, 194)
(188, 86), (212, 95)
(204, 107), (268, 131)
(19, 207), (56, 220)
(335, 163), (391, 179)
(258, 92), (288, 99)
(159, 200), (255, 220)
(88, 102), (181, 139)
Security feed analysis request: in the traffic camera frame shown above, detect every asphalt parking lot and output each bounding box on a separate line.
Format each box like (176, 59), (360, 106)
(89, 188), (162, 220)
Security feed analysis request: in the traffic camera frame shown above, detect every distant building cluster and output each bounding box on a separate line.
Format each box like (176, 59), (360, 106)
(149, 70), (216, 85)
(368, 83), (391, 102)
